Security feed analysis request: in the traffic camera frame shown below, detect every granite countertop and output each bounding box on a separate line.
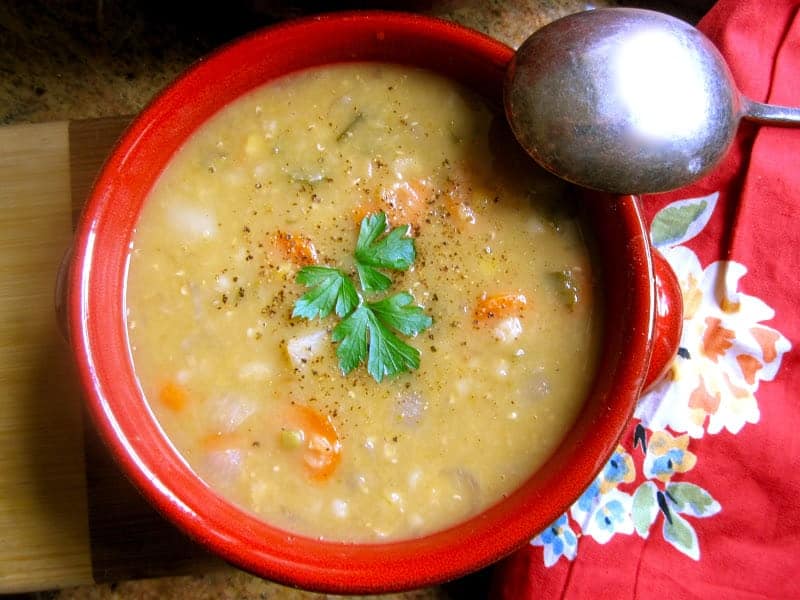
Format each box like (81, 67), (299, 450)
(2, 1), (710, 598)
(0, 0), (708, 125)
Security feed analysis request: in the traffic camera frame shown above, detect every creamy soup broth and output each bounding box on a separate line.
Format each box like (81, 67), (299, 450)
(126, 63), (602, 541)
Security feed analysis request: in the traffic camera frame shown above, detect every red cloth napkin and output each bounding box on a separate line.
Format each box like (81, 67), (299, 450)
(492, 1), (800, 597)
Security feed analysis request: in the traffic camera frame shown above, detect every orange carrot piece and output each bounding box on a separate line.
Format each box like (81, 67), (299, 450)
(275, 231), (319, 266)
(282, 405), (341, 481)
(383, 180), (428, 228)
(445, 195), (477, 229)
(443, 161), (495, 230)
(474, 293), (528, 323)
(201, 432), (240, 452)
(353, 179), (430, 230)
(159, 381), (188, 412)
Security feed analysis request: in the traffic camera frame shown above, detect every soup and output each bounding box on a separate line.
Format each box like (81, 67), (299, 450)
(126, 63), (601, 542)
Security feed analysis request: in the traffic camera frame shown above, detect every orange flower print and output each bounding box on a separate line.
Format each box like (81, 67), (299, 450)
(701, 317), (735, 362)
(736, 354), (762, 385)
(751, 327), (780, 363)
(637, 246), (790, 438)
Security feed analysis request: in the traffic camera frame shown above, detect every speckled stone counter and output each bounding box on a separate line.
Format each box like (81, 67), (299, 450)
(1, 0), (708, 125)
(2, 1), (709, 598)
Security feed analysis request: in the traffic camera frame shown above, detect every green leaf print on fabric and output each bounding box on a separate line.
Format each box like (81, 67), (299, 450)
(650, 192), (718, 248)
(632, 481), (659, 537)
(667, 482), (722, 518)
(662, 510), (700, 560)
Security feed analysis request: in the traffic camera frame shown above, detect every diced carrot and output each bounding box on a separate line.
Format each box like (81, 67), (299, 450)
(159, 381), (188, 411)
(201, 432), (240, 452)
(275, 231), (319, 266)
(474, 293), (528, 324)
(281, 405), (341, 481)
(445, 186), (477, 229)
(442, 165), (495, 230)
(353, 179), (430, 230)
(384, 179), (429, 228)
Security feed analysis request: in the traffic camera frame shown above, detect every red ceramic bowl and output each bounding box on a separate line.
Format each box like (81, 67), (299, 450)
(65, 11), (682, 594)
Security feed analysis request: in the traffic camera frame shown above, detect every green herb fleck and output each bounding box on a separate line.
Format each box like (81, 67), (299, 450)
(289, 171), (326, 185)
(549, 269), (580, 308)
(280, 428), (305, 449)
(336, 112), (364, 142)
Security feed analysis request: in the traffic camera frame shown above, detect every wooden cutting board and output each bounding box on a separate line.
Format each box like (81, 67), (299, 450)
(0, 118), (223, 594)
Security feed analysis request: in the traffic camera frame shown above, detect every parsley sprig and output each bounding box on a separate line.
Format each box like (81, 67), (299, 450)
(354, 212), (415, 292)
(292, 212), (432, 382)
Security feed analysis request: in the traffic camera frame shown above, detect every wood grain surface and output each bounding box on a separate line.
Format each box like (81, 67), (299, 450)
(0, 121), (93, 592)
(0, 118), (223, 594)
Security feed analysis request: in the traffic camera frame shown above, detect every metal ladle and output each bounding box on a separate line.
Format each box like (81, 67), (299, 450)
(504, 7), (800, 194)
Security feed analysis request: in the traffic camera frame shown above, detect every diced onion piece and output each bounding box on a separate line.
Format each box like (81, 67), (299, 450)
(394, 390), (428, 426)
(167, 203), (217, 241)
(441, 467), (481, 511)
(408, 468), (423, 489)
(529, 372), (552, 400)
(492, 317), (523, 342)
(238, 361), (273, 381)
(285, 330), (327, 368)
(244, 133), (267, 157)
(204, 448), (243, 489)
(208, 393), (257, 434)
(331, 499), (349, 518)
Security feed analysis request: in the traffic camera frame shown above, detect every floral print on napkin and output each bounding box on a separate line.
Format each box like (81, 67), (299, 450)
(530, 193), (791, 562)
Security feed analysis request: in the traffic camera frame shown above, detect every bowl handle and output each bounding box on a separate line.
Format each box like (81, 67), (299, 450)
(54, 243), (72, 342)
(643, 248), (683, 391)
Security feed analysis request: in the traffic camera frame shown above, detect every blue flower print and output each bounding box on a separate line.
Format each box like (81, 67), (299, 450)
(594, 498), (627, 533)
(576, 480), (601, 513)
(577, 488), (634, 545)
(531, 514), (578, 567)
(574, 448), (634, 516)
(602, 449), (634, 486)
(649, 448), (687, 479)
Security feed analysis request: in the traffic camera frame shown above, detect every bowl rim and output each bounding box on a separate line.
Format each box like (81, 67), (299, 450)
(67, 10), (656, 594)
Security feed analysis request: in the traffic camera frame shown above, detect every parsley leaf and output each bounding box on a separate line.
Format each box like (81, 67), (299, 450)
(354, 212), (415, 292)
(362, 309), (422, 382)
(355, 263), (393, 293)
(367, 292), (432, 335)
(331, 305), (370, 375)
(292, 266), (359, 319)
(332, 296), (428, 382)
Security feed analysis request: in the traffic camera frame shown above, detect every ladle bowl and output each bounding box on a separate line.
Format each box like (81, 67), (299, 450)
(505, 8), (800, 194)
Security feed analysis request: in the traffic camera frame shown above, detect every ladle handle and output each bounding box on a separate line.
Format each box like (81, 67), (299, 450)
(742, 97), (800, 126)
